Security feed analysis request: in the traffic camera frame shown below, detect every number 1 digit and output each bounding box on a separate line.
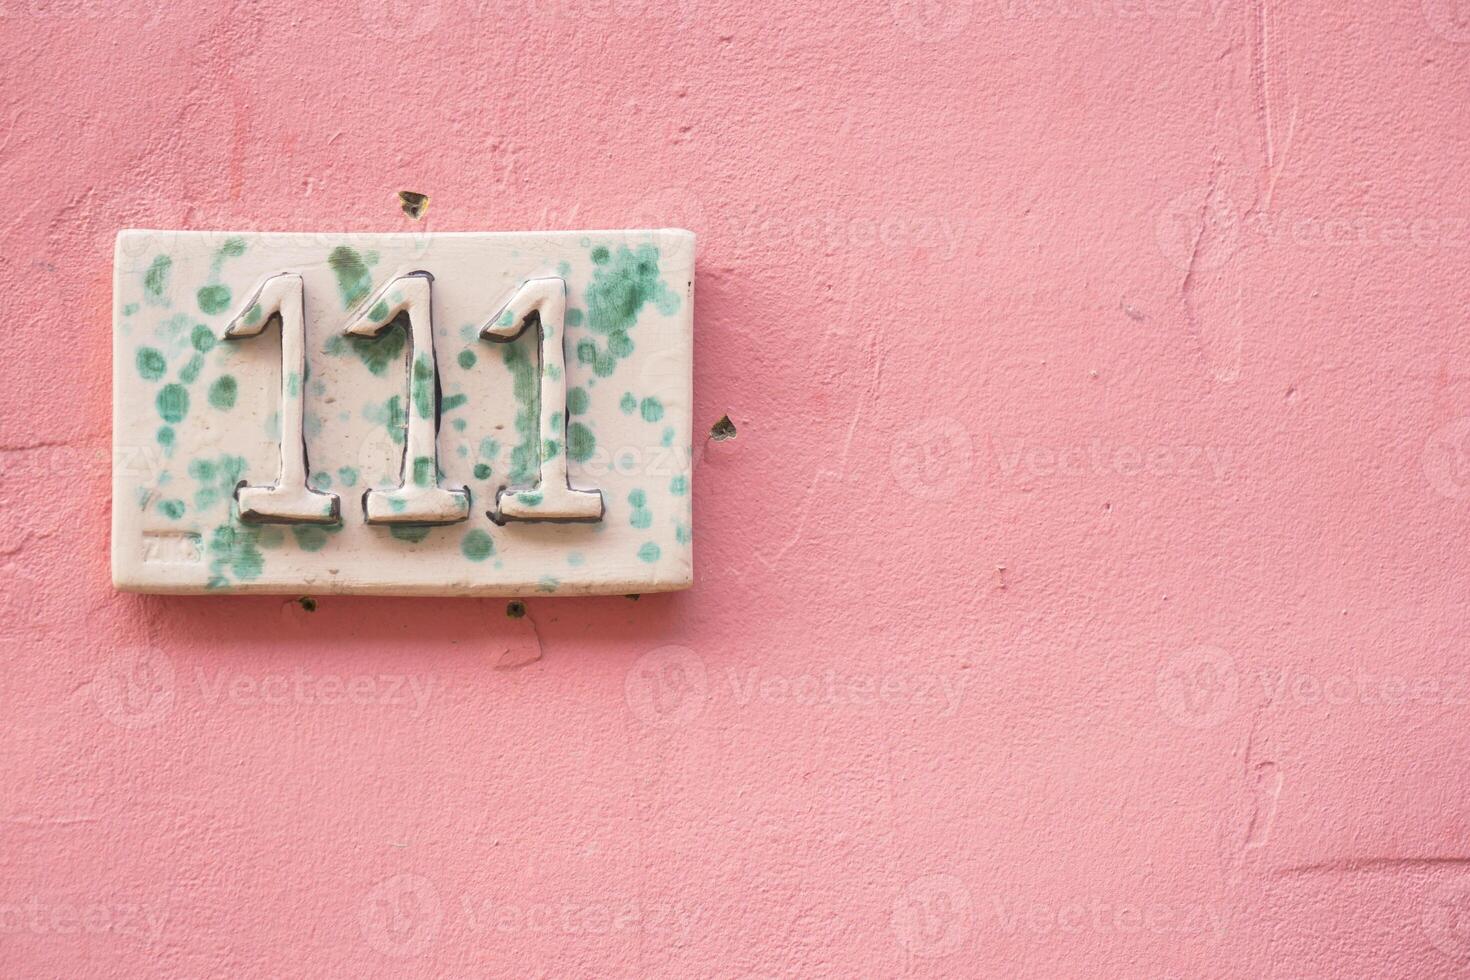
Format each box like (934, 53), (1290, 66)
(345, 271), (470, 526)
(224, 273), (340, 525)
(480, 277), (604, 524)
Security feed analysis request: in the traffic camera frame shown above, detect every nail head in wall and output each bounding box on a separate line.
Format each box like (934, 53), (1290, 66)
(398, 191), (429, 220)
(297, 596), (317, 612)
(710, 415), (737, 441)
(506, 600), (526, 618)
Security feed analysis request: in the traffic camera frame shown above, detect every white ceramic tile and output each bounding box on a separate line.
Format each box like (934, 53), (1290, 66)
(112, 230), (694, 596)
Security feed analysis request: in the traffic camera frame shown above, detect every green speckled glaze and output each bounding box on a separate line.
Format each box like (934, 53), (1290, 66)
(503, 340), (540, 486)
(116, 231), (692, 595)
(461, 529), (494, 561)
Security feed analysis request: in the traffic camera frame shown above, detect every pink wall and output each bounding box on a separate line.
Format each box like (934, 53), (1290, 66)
(4, 0), (1470, 975)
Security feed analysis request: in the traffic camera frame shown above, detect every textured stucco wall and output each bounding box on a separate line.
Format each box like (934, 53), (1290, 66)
(3, 0), (1470, 975)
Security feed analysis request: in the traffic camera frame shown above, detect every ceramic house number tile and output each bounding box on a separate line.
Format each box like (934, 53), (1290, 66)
(112, 230), (694, 596)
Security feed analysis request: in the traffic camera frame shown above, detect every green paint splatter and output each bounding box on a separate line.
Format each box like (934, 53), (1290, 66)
(214, 237), (246, 264)
(156, 384), (189, 423)
(441, 393), (467, 413)
(136, 347), (166, 381)
(503, 341), (539, 484)
(209, 524), (264, 582)
(566, 308), (584, 327)
(479, 437), (499, 459)
(585, 243), (679, 335)
(188, 454), (251, 520)
(565, 244), (681, 382)
(365, 396), (408, 444)
(292, 526), (331, 552)
(144, 255), (172, 306)
(311, 472), (332, 491)
(343, 328), (405, 376)
(385, 395), (407, 443)
(457, 349), (477, 369)
(411, 455), (433, 487)
(160, 313), (191, 352)
(194, 239), (248, 330)
(670, 475), (688, 495)
(389, 525), (432, 543)
(575, 345), (614, 377)
(179, 354), (203, 384)
(337, 466), (359, 487)
(461, 529), (494, 561)
(568, 388), (589, 414)
(208, 375), (237, 410)
(567, 422), (596, 463)
(675, 524), (691, 544)
(640, 397), (664, 422)
(638, 542), (661, 563)
(328, 246), (374, 309)
(159, 499), (185, 520)
(628, 488), (652, 529)
(542, 438), (560, 461)
(156, 425), (174, 449)
(191, 323), (217, 352)
(197, 284), (231, 315)
(473, 463), (491, 479)
(619, 392), (636, 414)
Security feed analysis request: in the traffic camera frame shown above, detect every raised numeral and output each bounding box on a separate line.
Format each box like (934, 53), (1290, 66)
(480, 277), (604, 524)
(224, 270), (602, 531)
(224, 274), (341, 525)
(345, 272), (470, 525)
